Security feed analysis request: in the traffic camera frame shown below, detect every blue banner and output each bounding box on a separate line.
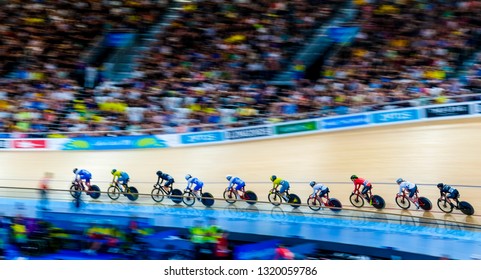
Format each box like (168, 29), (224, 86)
(372, 109), (419, 124)
(326, 26), (360, 43)
(234, 239), (280, 260)
(180, 131), (224, 144)
(322, 114), (369, 129)
(62, 136), (167, 150)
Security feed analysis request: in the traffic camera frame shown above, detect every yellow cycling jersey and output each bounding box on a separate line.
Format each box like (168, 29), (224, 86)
(273, 178), (283, 186)
(112, 170), (122, 177)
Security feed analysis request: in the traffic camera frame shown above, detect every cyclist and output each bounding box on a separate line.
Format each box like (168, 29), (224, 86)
(111, 169), (130, 193)
(73, 168), (92, 191)
(310, 181), (329, 204)
(185, 174), (204, 200)
(396, 178), (419, 209)
(156, 170), (175, 194)
(437, 183), (460, 207)
(350, 175), (372, 203)
(270, 175), (290, 201)
(226, 175), (246, 200)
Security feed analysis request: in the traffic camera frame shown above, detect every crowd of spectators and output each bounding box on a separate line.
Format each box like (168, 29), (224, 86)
(1, 0), (481, 137)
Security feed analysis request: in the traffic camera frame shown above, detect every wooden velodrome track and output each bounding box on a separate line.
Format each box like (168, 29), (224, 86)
(1, 117), (481, 225)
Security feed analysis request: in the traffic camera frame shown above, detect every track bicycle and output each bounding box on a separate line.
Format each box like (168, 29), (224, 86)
(437, 195), (474, 216)
(349, 187), (385, 209)
(150, 178), (183, 204)
(267, 188), (301, 208)
(395, 188), (432, 211)
(69, 180), (101, 199)
(223, 186), (257, 205)
(307, 192), (342, 212)
(182, 188), (214, 207)
(107, 181), (139, 201)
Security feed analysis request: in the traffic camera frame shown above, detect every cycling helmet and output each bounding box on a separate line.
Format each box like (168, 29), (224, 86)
(270, 175), (277, 182)
(111, 169), (117, 175)
(185, 174), (192, 180)
(350, 175), (358, 180)
(396, 178), (404, 184)
(226, 175), (232, 181)
(73, 168), (78, 174)
(156, 170), (163, 177)
(309, 181), (316, 187)
(437, 183), (444, 189)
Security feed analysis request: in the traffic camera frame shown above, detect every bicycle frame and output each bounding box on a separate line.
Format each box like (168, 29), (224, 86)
(397, 189), (419, 204)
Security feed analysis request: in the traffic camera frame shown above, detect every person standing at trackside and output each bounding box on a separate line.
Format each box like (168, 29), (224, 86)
(350, 175), (372, 203)
(226, 175), (246, 200)
(270, 175), (290, 201)
(73, 168), (92, 191)
(310, 181), (329, 204)
(38, 172), (53, 210)
(156, 170), (175, 194)
(396, 178), (419, 209)
(437, 183), (460, 207)
(185, 174), (204, 201)
(111, 169), (130, 192)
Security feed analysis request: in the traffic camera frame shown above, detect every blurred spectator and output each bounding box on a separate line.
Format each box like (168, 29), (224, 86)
(214, 229), (231, 260)
(38, 172), (53, 211)
(0, 216), (8, 259)
(274, 243), (294, 260)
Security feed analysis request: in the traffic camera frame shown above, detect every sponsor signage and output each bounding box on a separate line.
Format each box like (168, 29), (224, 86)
(322, 114), (369, 129)
(275, 121), (317, 135)
(225, 126), (271, 140)
(372, 109), (419, 124)
(12, 139), (47, 149)
(0, 139), (8, 149)
(425, 104), (470, 118)
(62, 136), (167, 150)
(180, 131), (224, 144)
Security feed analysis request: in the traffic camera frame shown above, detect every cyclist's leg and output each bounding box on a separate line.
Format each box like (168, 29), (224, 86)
(235, 183), (245, 199)
(164, 179), (174, 193)
(193, 184), (202, 200)
(279, 182), (289, 200)
(409, 188), (419, 208)
(361, 186), (371, 201)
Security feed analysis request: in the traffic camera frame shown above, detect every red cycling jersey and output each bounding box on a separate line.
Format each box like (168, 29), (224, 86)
(352, 178), (371, 191)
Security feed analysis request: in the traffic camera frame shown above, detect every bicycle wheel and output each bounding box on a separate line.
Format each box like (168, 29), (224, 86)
(328, 198), (342, 212)
(170, 189), (183, 204)
(349, 193), (364, 208)
(245, 191), (257, 205)
(268, 189), (282, 206)
(201, 192), (215, 207)
(107, 185), (121, 200)
(182, 191), (196, 206)
(89, 185), (101, 199)
(371, 195), (385, 209)
(395, 195), (410, 209)
(151, 187), (165, 203)
(287, 194), (301, 208)
(223, 188), (236, 204)
(437, 198), (453, 213)
(69, 183), (81, 199)
(127, 186), (139, 201)
(418, 197), (432, 211)
(459, 201), (475, 216)
(307, 196), (321, 211)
